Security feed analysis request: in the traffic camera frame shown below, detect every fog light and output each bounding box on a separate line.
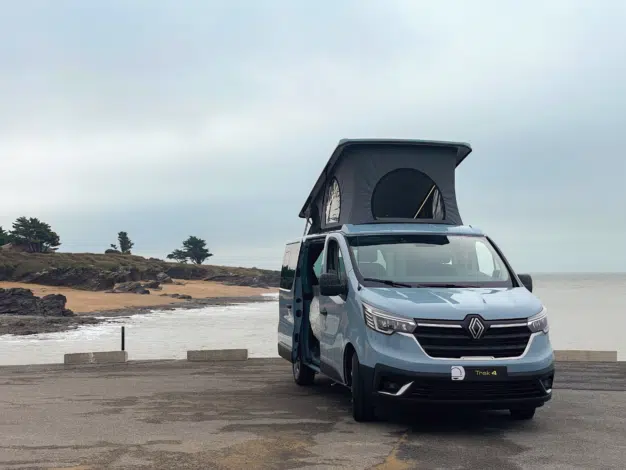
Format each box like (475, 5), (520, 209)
(382, 380), (400, 393)
(541, 375), (554, 392)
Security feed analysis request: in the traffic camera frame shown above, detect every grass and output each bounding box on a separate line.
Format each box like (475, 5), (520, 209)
(0, 251), (280, 289)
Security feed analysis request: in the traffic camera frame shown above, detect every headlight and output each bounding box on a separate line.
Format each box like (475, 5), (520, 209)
(363, 303), (416, 335)
(527, 307), (549, 333)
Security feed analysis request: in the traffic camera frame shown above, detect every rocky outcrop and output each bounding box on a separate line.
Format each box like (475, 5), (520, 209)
(0, 288), (74, 316)
(156, 272), (173, 284)
(106, 281), (160, 295)
(143, 280), (161, 289)
(0, 252), (281, 292)
(20, 266), (144, 291)
(204, 272), (280, 288)
(160, 293), (192, 299)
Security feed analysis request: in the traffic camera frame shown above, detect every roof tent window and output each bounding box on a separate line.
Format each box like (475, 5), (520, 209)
(371, 168), (445, 220)
(325, 178), (341, 224)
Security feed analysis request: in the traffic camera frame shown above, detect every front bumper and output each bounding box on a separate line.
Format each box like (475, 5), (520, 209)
(361, 363), (554, 410)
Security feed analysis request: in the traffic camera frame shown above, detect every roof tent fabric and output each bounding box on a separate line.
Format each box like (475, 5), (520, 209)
(300, 139), (472, 234)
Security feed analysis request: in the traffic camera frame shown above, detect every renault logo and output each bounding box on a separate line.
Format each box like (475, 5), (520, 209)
(468, 317), (485, 339)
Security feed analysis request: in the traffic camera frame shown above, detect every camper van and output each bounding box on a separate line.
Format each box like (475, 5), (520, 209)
(277, 139), (554, 422)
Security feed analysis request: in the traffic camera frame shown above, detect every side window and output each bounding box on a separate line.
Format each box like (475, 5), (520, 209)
(280, 242), (300, 290)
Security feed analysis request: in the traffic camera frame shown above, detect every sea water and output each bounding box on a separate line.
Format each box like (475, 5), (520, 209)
(0, 274), (624, 365)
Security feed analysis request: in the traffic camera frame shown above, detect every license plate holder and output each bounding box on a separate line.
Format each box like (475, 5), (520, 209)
(451, 365), (508, 381)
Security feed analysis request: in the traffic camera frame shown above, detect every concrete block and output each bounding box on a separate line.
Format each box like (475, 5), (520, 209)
(64, 351), (128, 365)
(554, 350), (617, 362)
(187, 349), (248, 362)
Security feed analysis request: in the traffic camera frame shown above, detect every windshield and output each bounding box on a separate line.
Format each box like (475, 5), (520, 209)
(346, 233), (513, 288)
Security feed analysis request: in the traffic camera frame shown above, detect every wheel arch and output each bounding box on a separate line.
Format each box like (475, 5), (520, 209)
(343, 342), (356, 386)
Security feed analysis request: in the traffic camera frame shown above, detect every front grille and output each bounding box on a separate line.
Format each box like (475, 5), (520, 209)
(413, 319), (532, 359)
(408, 378), (545, 401)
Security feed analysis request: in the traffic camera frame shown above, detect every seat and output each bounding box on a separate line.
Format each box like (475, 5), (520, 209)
(357, 248), (387, 279)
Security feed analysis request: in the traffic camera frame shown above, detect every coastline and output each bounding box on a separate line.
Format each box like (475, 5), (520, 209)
(0, 279), (278, 336)
(0, 294), (276, 336)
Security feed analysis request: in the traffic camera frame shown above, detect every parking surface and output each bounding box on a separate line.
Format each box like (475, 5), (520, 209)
(0, 358), (624, 469)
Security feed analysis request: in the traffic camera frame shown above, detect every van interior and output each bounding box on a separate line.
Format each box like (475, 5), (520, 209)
(300, 239), (325, 367)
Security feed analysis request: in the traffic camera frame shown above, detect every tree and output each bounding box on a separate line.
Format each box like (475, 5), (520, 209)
(117, 231), (134, 254)
(167, 236), (213, 265)
(10, 217), (61, 253)
(183, 236), (212, 264)
(166, 249), (189, 263)
(0, 226), (10, 246)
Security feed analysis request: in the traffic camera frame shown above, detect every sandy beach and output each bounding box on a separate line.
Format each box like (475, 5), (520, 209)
(0, 280), (275, 314)
(0, 280), (277, 336)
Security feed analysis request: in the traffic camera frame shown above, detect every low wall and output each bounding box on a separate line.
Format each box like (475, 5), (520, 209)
(64, 351), (128, 365)
(57, 348), (618, 367)
(187, 349), (248, 362)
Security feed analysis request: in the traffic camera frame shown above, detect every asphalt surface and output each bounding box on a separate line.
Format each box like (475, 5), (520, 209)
(0, 358), (624, 469)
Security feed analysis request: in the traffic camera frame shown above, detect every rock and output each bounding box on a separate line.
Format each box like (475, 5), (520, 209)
(108, 281), (151, 295)
(203, 272), (277, 288)
(0, 288), (74, 317)
(22, 267), (124, 291)
(156, 272), (173, 284)
(143, 280), (161, 289)
(167, 293), (192, 300)
(0, 288), (41, 315)
(40, 294), (74, 317)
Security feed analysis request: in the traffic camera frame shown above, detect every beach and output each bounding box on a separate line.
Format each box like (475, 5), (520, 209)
(0, 279), (277, 336)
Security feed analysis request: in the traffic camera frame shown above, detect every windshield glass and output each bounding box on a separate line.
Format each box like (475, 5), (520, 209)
(346, 234), (513, 288)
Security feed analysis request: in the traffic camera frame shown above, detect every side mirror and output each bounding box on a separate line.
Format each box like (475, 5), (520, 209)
(319, 272), (347, 297)
(518, 274), (533, 292)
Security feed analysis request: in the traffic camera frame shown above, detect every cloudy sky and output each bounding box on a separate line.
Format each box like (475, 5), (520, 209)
(1, 0), (624, 272)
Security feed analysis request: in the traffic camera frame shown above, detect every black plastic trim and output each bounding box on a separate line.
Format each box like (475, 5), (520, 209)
(363, 363), (554, 409)
(320, 359), (344, 384)
(278, 343), (292, 363)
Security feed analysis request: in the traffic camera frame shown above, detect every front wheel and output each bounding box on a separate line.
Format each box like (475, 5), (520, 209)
(293, 354), (315, 386)
(509, 407), (536, 420)
(351, 352), (376, 422)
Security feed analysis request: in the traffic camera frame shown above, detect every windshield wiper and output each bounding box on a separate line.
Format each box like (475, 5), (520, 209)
(362, 278), (415, 288)
(421, 283), (482, 288)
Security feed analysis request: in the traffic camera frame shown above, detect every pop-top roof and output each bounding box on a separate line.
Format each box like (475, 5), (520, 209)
(300, 138), (472, 234)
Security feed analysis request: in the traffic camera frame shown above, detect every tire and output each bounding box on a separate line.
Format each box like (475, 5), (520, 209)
(509, 407), (536, 420)
(293, 353), (315, 386)
(351, 352), (376, 422)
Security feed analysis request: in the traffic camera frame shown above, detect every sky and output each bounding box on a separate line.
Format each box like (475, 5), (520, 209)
(1, 0), (625, 272)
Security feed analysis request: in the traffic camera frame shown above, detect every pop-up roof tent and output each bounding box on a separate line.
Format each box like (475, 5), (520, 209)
(299, 139), (472, 234)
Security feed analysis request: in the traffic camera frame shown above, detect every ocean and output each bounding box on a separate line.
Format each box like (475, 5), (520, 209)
(0, 274), (624, 365)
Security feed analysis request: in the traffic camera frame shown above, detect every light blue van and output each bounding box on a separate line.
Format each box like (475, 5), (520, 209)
(277, 139), (554, 422)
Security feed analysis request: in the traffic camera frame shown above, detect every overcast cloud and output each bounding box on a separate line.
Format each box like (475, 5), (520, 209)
(1, 0), (625, 271)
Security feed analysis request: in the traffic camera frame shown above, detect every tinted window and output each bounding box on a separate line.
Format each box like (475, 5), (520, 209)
(371, 168), (445, 220)
(280, 242), (301, 290)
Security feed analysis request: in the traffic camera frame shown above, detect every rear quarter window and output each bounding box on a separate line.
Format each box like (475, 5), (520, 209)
(280, 242), (301, 290)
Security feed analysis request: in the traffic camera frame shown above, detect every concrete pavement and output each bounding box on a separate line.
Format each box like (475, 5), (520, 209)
(0, 358), (624, 469)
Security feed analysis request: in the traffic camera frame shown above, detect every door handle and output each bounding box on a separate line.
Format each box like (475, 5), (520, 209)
(320, 308), (328, 316)
(286, 305), (292, 310)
